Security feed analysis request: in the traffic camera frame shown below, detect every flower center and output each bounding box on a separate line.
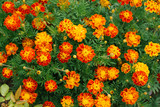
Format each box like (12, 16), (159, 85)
(6, 4), (11, 8)
(22, 4), (27, 10)
(138, 75), (144, 81)
(82, 49), (90, 57)
(23, 92), (30, 100)
(82, 99), (89, 105)
(24, 51), (30, 57)
(128, 94), (133, 100)
(40, 54), (48, 61)
(26, 81), (33, 88)
(48, 83), (54, 90)
(124, 12), (129, 18)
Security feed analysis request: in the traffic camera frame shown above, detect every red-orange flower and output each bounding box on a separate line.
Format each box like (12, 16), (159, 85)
(36, 52), (51, 66)
(5, 43), (18, 56)
(61, 96), (74, 107)
(2, 68), (13, 79)
(20, 89), (37, 104)
(130, 0), (142, 7)
(94, 94), (111, 107)
(76, 44), (95, 63)
(35, 42), (52, 52)
(58, 19), (73, 33)
(20, 47), (35, 63)
(87, 79), (104, 95)
(18, 4), (31, 14)
(93, 26), (106, 39)
(132, 71), (148, 86)
(107, 45), (121, 59)
(119, 10), (133, 23)
(63, 71), (80, 89)
(22, 38), (35, 48)
(77, 93), (94, 107)
(157, 73), (160, 84)
(95, 66), (108, 81)
(43, 101), (55, 107)
(44, 80), (58, 92)
(32, 18), (46, 31)
(0, 52), (8, 64)
(105, 23), (119, 38)
(35, 32), (52, 45)
(2, 1), (15, 13)
(4, 14), (21, 31)
(107, 67), (119, 80)
(12, 9), (25, 21)
(31, 2), (45, 16)
(120, 87), (139, 105)
(39, 0), (48, 5)
(118, 0), (131, 5)
(121, 63), (131, 74)
(59, 42), (73, 54)
(22, 77), (38, 92)
(57, 52), (71, 63)
(124, 49), (139, 63)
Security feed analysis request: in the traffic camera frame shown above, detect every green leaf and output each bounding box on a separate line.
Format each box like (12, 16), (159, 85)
(8, 104), (15, 107)
(16, 100), (27, 105)
(0, 97), (5, 103)
(0, 84), (9, 96)
(10, 92), (16, 102)
(34, 104), (43, 107)
(24, 103), (29, 107)
(5, 92), (11, 100)
(15, 85), (22, 100)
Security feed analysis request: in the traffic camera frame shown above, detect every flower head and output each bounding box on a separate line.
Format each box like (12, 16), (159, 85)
(107, 67), (119, 80)
(105, 23), (119, 38)
(5, 43), (18, 56)
(2, 1), (15, 13)
(58, 19), (73, 33)
(107, 45), (121, 59)
(121, 63), (131, 74)
(144, 0), (158, 13)
(100, 0), (110, 7)
(2, 68), (13, 79)
(119, 10), (133, 23)
(95, 66), (108, 81)
(59, 42), (73, 54)
(118, 0), (131, 5)
(0, 52), (7, 64)
(35, 32), (52, 45)
(36, 52), (51, 66)
(93, 26), (106, 39)
(18, 4), (31, 14)
(31, 2), (45, 16)
(39, 0), (49, 5)
(157, 73), (160, 83)
(94, 94), (111, 107)
(32, 18), (46, 31)
(35, 42), (52, 53)
(22, 38), (35, 48)
(124, 49), (139, 63)
(45, 80), (58, 92)
(57, 52), (71, 63)
(130, 0), (142, 7)
(61, 96), (74, 107)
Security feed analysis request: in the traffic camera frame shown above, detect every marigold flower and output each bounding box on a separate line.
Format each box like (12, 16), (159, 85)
(100, 0), (110, 7)
(43, 101), (55, 107)
(22, 77), (38, 92)
(119, 10), (133, 23)
(59, 42), (73, 54)
(35, 32), (52, 45)
(117, 0), (131, 5)
(31, 2), (45, 16)
(144, 41), (160, 57)
(36, 52), (51, 66)
(4, 14), (21, 31)
(39, 0), (48, 5)
(2, 68), (13, 79)
(132, 71), (148, 86)
(89, 14), (106, 29)
(130, 0), (142, 7)
(63, 71), (80, 89)
(95, 66), (108, 81)
(107, 67), (119, 80)
(125, 31), (141, 47)
(157, 73), (160, 83)
(35, 42), (52, 53)
(58, 19), (73, 33)
(76, 44), (96, 63)
(44, 80), (58, 92)
(18, 4), (31, 14)
(12, 9), (25, 21)
(120, 87), (139, 105)
(107, 45), (121, 59)
(77, 93), (94, 107)
(0, 52), (7, 64)
(32, 18), (46, 31)
(105, 23), (119, 38)
(2, 1), (15, 13)
(22, 38), (35, 48)
(121, 63), (131, 74)
(61, 96), (74, 107)
(94, 94), (111, 107)
(144, 0), (158, 13)
(124, 49), (139, 63)
(20, 89), (37, 104)
(57, 52), (71, 63)
(5, 43), (18, 56)
(87, 79), (104, 95)
(57, 0), (70, 9)
(93, 26), (106, 39)
(20, 47), (35, 63)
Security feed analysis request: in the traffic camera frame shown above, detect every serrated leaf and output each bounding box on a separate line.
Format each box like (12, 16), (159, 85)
(1, 84), (9, 96)
(15, 85), (22, 100)
(5, 92), (11, 100)
(10, 92), (16, 102)
(0, 97), (5, 103)
(34, 104), (43, 107)
(16, 100), (27, 105)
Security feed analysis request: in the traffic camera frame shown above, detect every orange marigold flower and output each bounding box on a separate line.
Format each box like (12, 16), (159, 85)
(5, 43), (18, 56)
(95, 66), (108, 81)
(4, 14), (21, 31)
(35, 42), (52, 52)
(32, 18), (46, 31)
(59, 42), (73, 54)
(63, 71), (80, 89)
(44, 80), (58, 92)
(117, 0), (131, 5)
(18, 4), (31, 14)
(124, 49), (139, 63)
(36, 52), (51, 66)
(57, 52), (71, 63)
(121, 63), (131, 74)
(144, 41), (160, 57)
(130, 0), (142, 7)
(89, 14), (106, 29)
(157, 73), (160, 84)
(119, 10), (133, 23)
(22, 77), (38, 92)
(35, 32), (52, 45)
(83, 17), (90, 26)
(43, 101), (55, 107)
(20, 89), (37, 104)
(77, 93), (94, 107)
(58, 19), (73, 33)
(100, 0), (110, 7)
(132, 71), (148, 86)
(39, 0), (48, 5)
(125, 31), (141, 47)
(2, 68), (13, 79)
(107, 45), (121, 59)
(94, 94), (111, 107)
(144, 0), (158, 13)
(0, 52), (7, 64)
(120, 87), (139, 105)
(87, 79), (104, 95)
(93, 26), (106, 39)
(76, 44), (96, 63)
(31, 2), (45, 16)
(12, 9), (25, 21)
(22, 38), (35, 48)
(61, 96), (74, 107)
(2, 1), (15, 13)
(105, 23), (119, 38)
(107, 67), (119, 80)
(20, 47), (35, 63)
(57, 0), (70, 9)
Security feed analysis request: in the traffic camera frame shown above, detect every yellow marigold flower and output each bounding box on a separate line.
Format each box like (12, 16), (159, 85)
(107, 45), (121, 59)
(35, 32), (52, 45)
(121, 63), (131, 74)
(22, 38), (35, 48)
(5, 43), (18, 56)
(37, 70), (41, 75)
(124, 49), (139, 63)
(94, 94), (111, 107)
(35, 42), (52, 53)
(133, 62), (150, 76)
(59, 42), (73, 54)
(105, 23), (119, 38)
(144, 0), (158, 13)
(61, 96), (74, 107)
(100, 0), (110, 7)
(125, 31), (141, 47)
(107, 67), (119, 80)
(94, 66), (109, 81)
(93, 26), (106, 39)
(130, 0), (142, 7)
